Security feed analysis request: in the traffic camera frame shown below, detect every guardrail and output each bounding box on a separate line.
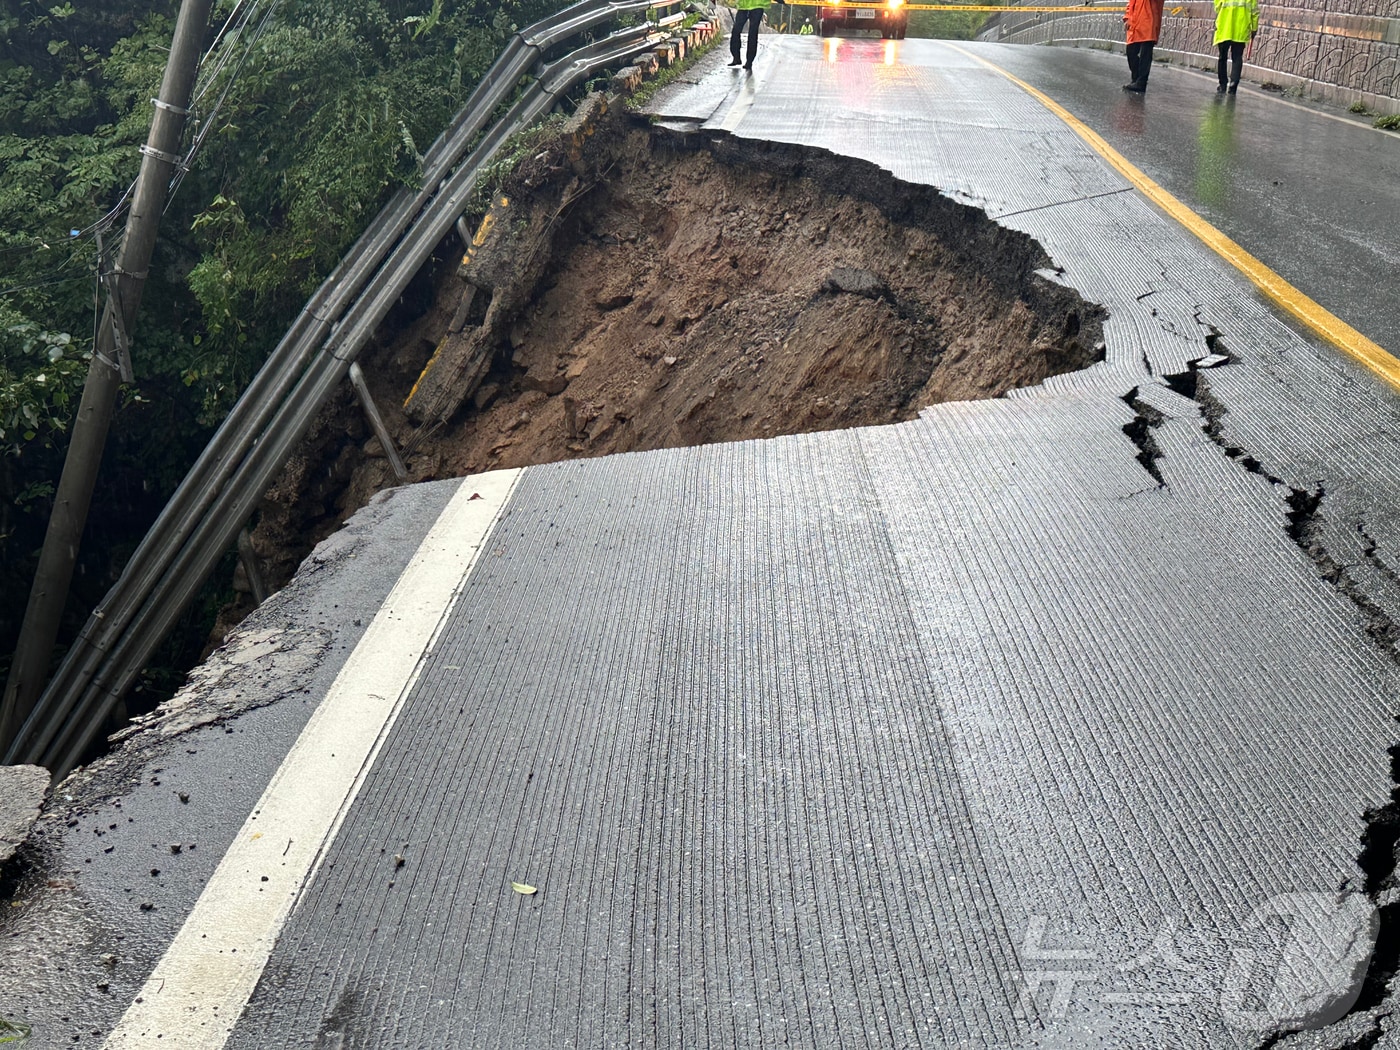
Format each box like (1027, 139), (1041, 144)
(4, 0), (699, 777)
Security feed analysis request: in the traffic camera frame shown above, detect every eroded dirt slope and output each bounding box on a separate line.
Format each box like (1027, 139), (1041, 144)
(235, 110), (1106, 620)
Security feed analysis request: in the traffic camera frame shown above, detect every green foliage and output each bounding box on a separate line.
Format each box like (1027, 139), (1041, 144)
(404, 0), (446, 38)
(471, 113), (570, 207)
(908, 7), (990, 39)
(1348, 101), (1368, 114)
(0, 314), (89, 455)
(0, 0), (569, 451)
(172, 0), (577, 418)
(1375, 114), (1400, 131)
(0, 1013), (31, 1044)
(0, 1), (172, 459)
(0, 0), (580, 697)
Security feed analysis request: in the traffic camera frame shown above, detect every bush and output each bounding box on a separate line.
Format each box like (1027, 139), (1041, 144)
(0, 0), (576, 696)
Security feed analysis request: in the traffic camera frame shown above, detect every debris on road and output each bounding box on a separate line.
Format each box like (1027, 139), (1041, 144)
(0, 765), (48, 868)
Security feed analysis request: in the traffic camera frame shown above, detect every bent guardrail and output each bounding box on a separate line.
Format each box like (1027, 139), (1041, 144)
(6, 0), (698, 776)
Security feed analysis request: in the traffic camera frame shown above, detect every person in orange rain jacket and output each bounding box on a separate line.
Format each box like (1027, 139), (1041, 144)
(1122, 0), (1165, 93)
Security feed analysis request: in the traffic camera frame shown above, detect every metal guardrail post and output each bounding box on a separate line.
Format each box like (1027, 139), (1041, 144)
(349, 363), (410, 484)
(236, 529), (269, 606)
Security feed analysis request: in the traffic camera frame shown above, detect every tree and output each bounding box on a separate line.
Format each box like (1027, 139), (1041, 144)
(0, 0), (573, 699)
(908, 6), (990, 39)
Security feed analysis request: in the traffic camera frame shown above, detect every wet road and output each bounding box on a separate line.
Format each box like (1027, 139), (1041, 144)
(982, 42), (1400, 357)
(5, 34), (1400, 1050)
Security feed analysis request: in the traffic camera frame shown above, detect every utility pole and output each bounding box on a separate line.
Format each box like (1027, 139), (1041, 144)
(0, 0), (215, 757)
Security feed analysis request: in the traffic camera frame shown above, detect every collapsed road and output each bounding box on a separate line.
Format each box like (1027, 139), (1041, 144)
(4, 33), (1400, 1050)
(235, 99), (1106, 609)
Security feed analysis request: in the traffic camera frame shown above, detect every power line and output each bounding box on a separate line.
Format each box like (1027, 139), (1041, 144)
(0, 273), (92, 299)
(195, 0), (256, 97)
(4, 2), (281, 298)
(170, 0), (284, 206)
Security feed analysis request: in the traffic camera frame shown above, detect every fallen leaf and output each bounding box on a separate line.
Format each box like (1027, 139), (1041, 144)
(511, 881), (537, 895)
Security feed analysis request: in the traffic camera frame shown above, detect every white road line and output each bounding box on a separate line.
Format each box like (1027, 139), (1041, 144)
(718, 59), (764, 131)
(1167, 62), (1397, 136)
(103, 469), (524, 1049)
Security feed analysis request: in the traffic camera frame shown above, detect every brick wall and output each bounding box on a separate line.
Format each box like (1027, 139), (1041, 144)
(979, 0), (1400, 112)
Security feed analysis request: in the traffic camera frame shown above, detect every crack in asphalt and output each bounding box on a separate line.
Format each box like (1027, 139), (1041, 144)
(1283, 485), (1400, 656)
(1358, 523), (1400, 593)
(1157, 350), (1400, 1050)
(1120, 386), (1167, 488)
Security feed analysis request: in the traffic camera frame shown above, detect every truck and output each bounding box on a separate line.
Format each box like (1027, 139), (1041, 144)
(818, 0), (908, 39)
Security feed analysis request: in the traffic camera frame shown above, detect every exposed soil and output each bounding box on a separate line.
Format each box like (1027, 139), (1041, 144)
(223, 106), (1106, 629)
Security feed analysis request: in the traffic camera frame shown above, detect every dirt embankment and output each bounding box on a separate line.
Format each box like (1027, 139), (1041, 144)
(228, 107), (1106, 625)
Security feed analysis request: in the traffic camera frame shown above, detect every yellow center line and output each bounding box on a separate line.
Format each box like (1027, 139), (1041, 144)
(948, 44), (1400, 392)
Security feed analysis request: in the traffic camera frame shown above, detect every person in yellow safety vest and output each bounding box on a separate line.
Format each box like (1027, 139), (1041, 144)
(730, 0), (771, 72)
(1214, 0), (1259, 94)
(799, 20), (814, 33)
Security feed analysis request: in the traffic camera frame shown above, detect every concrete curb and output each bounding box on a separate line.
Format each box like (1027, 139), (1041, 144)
(982, 9), (1400, 116)
(612, 19), (721, 95)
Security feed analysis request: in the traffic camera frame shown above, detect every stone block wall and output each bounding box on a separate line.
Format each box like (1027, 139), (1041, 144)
(979, 0), (1400, 112)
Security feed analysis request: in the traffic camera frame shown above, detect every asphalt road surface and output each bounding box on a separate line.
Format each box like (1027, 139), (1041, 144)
(5, 36), (1400, 1050)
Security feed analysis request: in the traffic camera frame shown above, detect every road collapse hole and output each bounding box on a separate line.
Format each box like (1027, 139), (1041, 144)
(389, 114), (1107, 474)
(237, 113), (1110, 618)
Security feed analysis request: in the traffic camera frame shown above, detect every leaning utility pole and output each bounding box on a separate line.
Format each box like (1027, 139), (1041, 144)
(0, 0), (215, 756)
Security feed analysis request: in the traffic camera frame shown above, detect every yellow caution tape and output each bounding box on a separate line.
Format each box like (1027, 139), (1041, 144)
(785, 2), (1125, 8)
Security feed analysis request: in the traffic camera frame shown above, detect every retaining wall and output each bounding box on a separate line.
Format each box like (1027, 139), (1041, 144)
(979, 0), (1400, 113)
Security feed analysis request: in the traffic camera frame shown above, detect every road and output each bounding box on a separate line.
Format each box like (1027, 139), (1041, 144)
(4, 36), (1400, 1049)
